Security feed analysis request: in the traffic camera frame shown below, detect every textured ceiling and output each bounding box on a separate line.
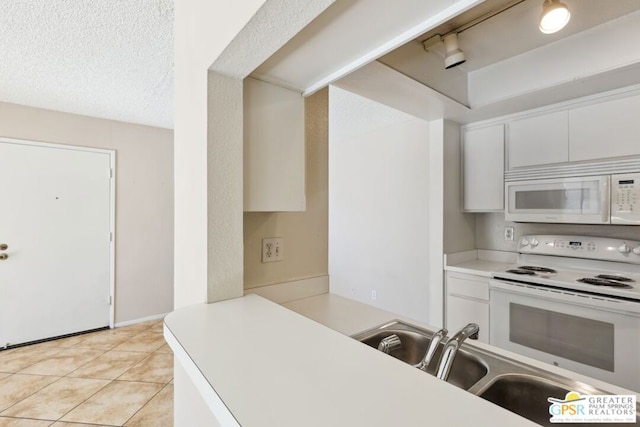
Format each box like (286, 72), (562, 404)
(0, 0), (173, 129)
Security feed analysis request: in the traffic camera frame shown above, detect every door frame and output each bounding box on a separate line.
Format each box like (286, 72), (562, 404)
(0, 136), (116, 328)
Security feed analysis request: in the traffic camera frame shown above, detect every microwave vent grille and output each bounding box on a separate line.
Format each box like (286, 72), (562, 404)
(505, 158), (640, 181)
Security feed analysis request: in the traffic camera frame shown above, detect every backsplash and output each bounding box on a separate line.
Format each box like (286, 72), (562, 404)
(476, 213), (640, 252)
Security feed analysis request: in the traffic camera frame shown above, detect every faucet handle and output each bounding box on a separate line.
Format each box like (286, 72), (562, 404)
(377, 334), (402, 354)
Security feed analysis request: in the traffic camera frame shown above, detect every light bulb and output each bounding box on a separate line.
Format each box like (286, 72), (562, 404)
(539, 0), (571, 34)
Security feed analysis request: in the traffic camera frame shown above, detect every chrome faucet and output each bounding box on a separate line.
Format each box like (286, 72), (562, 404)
(435, 323), (479, 381)
(416, 328), (447, 372)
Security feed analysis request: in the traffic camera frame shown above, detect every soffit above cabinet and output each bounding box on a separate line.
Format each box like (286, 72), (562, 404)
(251, 0), (485, 94)
(251, 0), (640, 122)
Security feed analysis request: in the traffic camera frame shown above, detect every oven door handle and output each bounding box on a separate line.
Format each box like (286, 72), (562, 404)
(489, 279), (640, 315)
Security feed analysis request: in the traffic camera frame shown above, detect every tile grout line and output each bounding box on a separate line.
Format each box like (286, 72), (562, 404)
(0, 414), (57, 426)
(0, 374), (64, 417)
(52, 377), (114, 424)
(0, 346), (66, 375)
(121, 380), (173, 426)
(56, 323), (164, 425)
(113, 353), (154, 382)
(54, 347), (154, 424)
(0, 321), (169, 425)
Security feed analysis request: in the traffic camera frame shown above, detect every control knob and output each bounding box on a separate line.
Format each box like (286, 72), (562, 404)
(618, 244), (631, 254)
(520, 238), (529, 247)
(633, 246), (640, 256)
(530, 238), (539, 248)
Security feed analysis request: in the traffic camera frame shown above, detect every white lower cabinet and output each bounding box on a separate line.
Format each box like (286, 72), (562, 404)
(445, 271), (489, 343)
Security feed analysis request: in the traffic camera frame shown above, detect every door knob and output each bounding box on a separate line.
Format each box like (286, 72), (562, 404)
(0, 244), (6, 250)
(0, 253), (8, 260)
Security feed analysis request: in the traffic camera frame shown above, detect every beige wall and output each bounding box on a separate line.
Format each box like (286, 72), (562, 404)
(244, 89), (329, 289)
(0, 102), (174, 324)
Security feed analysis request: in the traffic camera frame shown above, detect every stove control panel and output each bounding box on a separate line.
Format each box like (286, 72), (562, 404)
(519, 235), (640, 263)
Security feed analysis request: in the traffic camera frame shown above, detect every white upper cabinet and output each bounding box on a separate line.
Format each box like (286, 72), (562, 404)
(243, 77), (306, 212)
(569, 93), (640, 162)
(507, 111), (568, 169)
(462, 124), (504, 211)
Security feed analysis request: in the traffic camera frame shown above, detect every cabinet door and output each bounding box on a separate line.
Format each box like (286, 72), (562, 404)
(569, 94), (640, 162)
(462, 124), (504, 211)
(244, 77), (305, 212)
(507, 111), (568, 169)
(446, 295), (489, 344)
(446, 273), (490, 343)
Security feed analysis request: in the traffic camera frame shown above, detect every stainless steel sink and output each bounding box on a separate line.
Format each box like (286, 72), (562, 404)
(352, 321), (488, 390)
(477, 374), (569, 426)
(352, 320), (640, 426)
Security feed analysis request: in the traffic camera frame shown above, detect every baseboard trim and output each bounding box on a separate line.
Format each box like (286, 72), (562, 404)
(244, 275), (329, 304)
(115, 312), (168, 328)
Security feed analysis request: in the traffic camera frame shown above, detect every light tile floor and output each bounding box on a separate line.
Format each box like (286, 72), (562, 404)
(0, 319), (173, 426)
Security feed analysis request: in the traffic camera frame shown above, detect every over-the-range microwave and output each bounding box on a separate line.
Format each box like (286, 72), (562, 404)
(505, 172), (640, 224)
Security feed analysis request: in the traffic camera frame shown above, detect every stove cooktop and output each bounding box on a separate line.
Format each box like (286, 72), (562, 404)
(491, 235), (640, 301)
(493, 264), (640, 301)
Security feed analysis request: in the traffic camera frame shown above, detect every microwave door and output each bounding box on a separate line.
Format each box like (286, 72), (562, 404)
(505, 176), (610, 224)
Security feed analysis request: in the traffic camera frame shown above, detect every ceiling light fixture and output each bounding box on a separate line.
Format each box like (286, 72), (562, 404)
(422, 0), (527, 70)
(539, 0), (571, 34)
(443, 33), (466, 69)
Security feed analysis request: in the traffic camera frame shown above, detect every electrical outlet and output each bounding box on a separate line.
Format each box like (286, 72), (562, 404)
(262, 237), (284, 263)
(371, 290), (377, 300)
(504, 226), (515, 241)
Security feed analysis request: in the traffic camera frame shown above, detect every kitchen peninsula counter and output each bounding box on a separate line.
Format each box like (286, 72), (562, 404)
(164, 293), (536, 426)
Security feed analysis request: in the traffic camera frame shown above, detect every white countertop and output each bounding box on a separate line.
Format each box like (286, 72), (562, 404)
(281, 292), (413, 336)
(164, 294), (537, 427)
(444, 249), (518, 277)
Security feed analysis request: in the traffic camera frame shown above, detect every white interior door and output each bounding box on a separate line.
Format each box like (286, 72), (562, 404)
(0, 139), (114, 347)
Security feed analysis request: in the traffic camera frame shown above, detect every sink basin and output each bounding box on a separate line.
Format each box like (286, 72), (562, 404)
(354, 322), (488, 390)
(478, 375), (569, 426)
(353, 320), (639, 426)
(358, 329), (430, 365)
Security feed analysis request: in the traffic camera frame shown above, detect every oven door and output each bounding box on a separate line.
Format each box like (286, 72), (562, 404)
(505, 175), (610, 224)
(489, 279), (640, 391)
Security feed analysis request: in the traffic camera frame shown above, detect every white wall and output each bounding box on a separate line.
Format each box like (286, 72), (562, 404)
(328, 86), (431, 323)
(173, 0), (269, 308)
(0, 102), (174, 324)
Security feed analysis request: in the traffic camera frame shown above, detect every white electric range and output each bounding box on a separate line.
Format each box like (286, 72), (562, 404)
(489, 235), (640, 391)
